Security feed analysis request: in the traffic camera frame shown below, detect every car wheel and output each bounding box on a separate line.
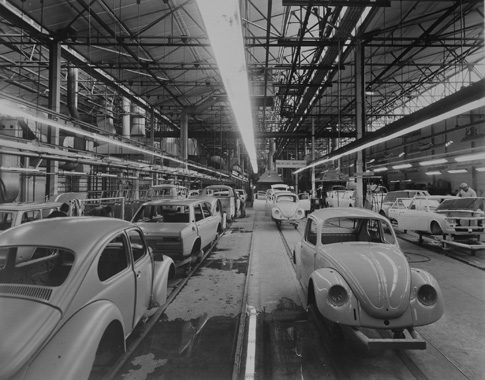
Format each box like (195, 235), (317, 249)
(90, 325), (124, 379)
(430, 221), (443, 235)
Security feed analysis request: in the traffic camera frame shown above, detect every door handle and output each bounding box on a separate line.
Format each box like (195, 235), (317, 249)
(136, 271), (141, 278)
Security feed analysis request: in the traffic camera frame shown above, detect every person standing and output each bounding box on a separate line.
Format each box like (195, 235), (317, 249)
(458, 183), (477, 197)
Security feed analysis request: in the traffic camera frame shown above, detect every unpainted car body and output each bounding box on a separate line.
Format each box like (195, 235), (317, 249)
(294, 208), (443, 347)
(0, 217), (174, 380)
(298, 193), (311, 215)
(200, 185), (237, 222)
(132, 198), (222, 262)
(266, 191), (305, 228)
(150, 184), (188, 199)
(374, 189), (430, 218)
(389, 196), (484, 236)
(327, 190), (355, 208)
(0, 202), (66, 232)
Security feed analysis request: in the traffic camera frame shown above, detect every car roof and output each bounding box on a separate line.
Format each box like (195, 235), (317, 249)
(0, 202), (63, 211)
(0, 217), (135, 253)
(141, 198), (201, 206)
(311, 207), (385, 221)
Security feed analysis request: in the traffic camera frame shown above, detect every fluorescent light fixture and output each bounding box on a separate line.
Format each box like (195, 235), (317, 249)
(401, 179), (412, 182)
(0, 166), (40, 173)
(399, 152), (405, 157)
(0, 101), (227, 178)
(475, 167), (485, 172)
(373, 167), (388, 172)
(60, 171), (88, 176)
(294, 84), (484, 174)
(447, 169), (468, 174)
(455, 152), (485, 162)
(367, 158), (375, 164)
(195, 0), (258, 172)
(392, 163), (412, 169)
(96, 173), (117, 178)
(390, 180), (400, 183)
(425, 171), (441, 175)
(419, 158), (448, 166)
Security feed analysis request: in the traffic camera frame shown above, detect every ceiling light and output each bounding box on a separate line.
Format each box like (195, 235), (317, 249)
(455, 152), (485, 162)
(294, 82), (484, 174)
(447, 169), (468, 174)
(373, 167), (388, 172)
(425, 171), (441, 175)
(475, 167), (485, 172)
(195, 0), (258, 172)
(399, 152), (405, 157)
(419, 158), (448, 166)
(392, 163), (412, 169)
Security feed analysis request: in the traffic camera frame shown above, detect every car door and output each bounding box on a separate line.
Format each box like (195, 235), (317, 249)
(300, 218), (319, 286)
(202, 201), (218, 242)
(127, 228), (153, 328)
(398, 198), (427, 231)
(194, 203), (211, 248)
(96, 233), (136, 332)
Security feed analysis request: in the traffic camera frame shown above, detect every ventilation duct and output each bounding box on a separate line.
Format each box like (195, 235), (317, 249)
(130, 105), (146, 136)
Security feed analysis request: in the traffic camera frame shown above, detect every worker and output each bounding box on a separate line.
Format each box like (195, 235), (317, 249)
(458, 183), (477, 197)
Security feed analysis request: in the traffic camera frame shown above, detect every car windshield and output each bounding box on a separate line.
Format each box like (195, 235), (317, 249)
(277, 194), (297, 202)
(0, 246), (75, 287)
(321, 217), (396, 245)
(133, 204), (190, 223)
(0, 211), (14, 231)
(436, 198), (485, 212)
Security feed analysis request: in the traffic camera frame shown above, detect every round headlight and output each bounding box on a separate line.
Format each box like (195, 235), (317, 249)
(417, 284), (438, 306)
(274, 209), (280, 216)
(328, 285), (348, 306)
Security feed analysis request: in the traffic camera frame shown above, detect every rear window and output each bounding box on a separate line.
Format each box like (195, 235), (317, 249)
(0, 212), (14, 231)
(0, 246), (75, 287)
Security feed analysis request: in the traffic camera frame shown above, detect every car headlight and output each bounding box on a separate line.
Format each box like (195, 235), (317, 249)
(297, 209), (304, 216)
(274, 209), (281, 216)
(417, 284), (438, 306)
(328, 285), (349, 306)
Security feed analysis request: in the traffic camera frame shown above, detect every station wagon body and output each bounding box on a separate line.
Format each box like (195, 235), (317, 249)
(132, 198), (222, 262)
(200, 185), (237, 222)
(0, 217), (174, 380)
(294, 208), (443, 347)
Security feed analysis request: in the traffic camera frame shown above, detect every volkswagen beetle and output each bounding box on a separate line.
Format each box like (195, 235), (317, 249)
(265, 191), (305, 228)
(294, 208), (444, 349)
(0, 217), (175, 380)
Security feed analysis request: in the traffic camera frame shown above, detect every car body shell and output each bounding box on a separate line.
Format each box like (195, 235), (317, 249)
(298, 193), (311, 214)
(374, 190), (430, 218)
(0, 202), (65, 232)
(131, 198), (222, 261)
(200, 185), (237, 222)
(294, 208), (443, 330)
(389, 196), (484, 236)
(327, 190), (356, 208)
(0, 217), (174, 380)
(266, 191), (305, 226)
(149, 184), (188, 199)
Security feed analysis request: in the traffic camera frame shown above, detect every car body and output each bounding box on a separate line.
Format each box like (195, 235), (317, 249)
(0, 217), (174, 380)
(255, 191), (266, 200)
(200, 185), (237, 222)
(0, 202), (66, 232)
(327, 190), (355, 208)
(150, 184), (188, 199)
(374, 189), (430, 218)
(389, 196), (484, 236)
(298, 192), (311, 215)
(131, 198), (222, 263)
(266, 191), (305, 228)
(195, 195), (225, 230)
(294, 208), (443, 346)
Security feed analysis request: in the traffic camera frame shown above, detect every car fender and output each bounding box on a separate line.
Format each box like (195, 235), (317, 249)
(409, 268), (444, 325)
(152, 257), (175, 305)
(23, 301), (125, 380)
(180, 224), (198, 257)
(310, 268), (360, 326)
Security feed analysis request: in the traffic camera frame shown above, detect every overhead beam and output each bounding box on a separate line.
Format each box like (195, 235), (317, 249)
(154, 130), (356, 139)
(282, 0), (390, 6)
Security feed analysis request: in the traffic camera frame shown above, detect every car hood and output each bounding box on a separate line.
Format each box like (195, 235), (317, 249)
(275, 203), (300, 218)
(0, 297), (61, 379)
(137, 223), (187, 236)
(323, 243), (411, 318)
